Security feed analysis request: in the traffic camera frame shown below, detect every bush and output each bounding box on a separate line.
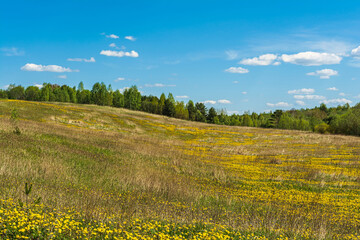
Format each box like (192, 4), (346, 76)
(314, 122), (330, 134)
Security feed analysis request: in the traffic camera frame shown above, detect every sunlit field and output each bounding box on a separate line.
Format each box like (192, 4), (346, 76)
(1, 99), (359, 239)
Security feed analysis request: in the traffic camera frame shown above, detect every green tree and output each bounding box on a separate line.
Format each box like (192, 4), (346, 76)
(25, 86), (40, 101)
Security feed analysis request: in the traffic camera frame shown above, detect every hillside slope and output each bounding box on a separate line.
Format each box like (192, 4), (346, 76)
(0, 99), (360, 239)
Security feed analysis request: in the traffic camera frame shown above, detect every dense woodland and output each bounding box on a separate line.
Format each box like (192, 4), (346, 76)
(1, 82), (360, 136)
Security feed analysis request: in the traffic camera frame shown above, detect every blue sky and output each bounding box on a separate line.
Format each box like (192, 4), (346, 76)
(1, 0), (360, 113)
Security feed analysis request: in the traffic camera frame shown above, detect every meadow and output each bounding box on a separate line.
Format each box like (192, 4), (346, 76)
(0, 99), (359, 239)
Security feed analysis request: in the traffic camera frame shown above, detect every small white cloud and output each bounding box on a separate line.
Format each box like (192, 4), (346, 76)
(339, 92), (346, 96)
(58, 75), (67, 79)
(67, 57), (95, 62)
(203, 100), (217, 105)
(100, 50), (139, 58)
(239, 54), (279, 66)
(21, 63), (78, 72)
(34, 84), (43, 88)
(225, 50), (238, 60)
(266, 102), (291, 107)
(106, 34), (119, 39)
(1, 47), (24, 56)
(293, 95), (326, 100)
(125, 36), (136, 41)
(307, 69), (338, 79)
(321, 98), (352, 105)
(218, 99), (231, 104)
(109, 43), (117, 48)
(242, 91), (247, 95)
(288, 88), (315, 94)
(354, 94), (360, 99)
(1, 84), (10, 90)
(351, 46), (360, 56)
(114, 77), (125, 82)
(176, 96), (189, 99)
(225, 67), (249, 74)
(233, 81), (239, 84)
(119, 87), (130, 93)
(144, 83), (176, 87)
(227, 110), (239, 114)
(281, 51), (342, 66)
(296, 100), (306, 106)
(327, 87), (338, 91)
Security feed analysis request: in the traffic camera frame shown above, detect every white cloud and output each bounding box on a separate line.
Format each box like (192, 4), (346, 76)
(307, 69), (338, 79)
(327, 87), (338, 91)
(288, 88), (315, 94)
(339, 92), (346, 96)
(114, 77), (125, 82)
(242, 91), (247, 94)
(125, 36), (136, 41)
(21, 63), (78, 72)
(227, 110), (239, 115)
(293, 95), (326, 100)
(34, 84), (43, 88)
(296, 100), (306, 106)
(281, 51), (342, 66)
(354, 94), (360, 99)
(58, 75), (67, 79)
(321, 98), (352, 105)
(119, 87), (130, 93)
(266, 102), (291, 107)
(1, 85), (10, 90)
(225, 50), (238, 60)
(1, 47), (24, 56)
(176, 96), (189, 99)
(67, 57), (95, 62)
(233, 81), (239, 84)
(106, 34), (119, 39)
(351, 46), (360, 56)
(225, 67), (249, 74)
(144, 83), (176, 87)
(100, 50), (139, 58)
(218, 99), (231, 104)
(203, 100), (216, 105)
(239, 54), (280, 66)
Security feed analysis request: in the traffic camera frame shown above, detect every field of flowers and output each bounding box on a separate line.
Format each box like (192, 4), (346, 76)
(0, 99), (359, 239)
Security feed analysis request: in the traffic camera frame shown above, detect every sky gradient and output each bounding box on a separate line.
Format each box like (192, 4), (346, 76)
(1, 0), (360, 113)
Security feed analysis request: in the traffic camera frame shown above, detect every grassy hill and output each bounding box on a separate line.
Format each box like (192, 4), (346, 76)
(0, 99), (359, 239)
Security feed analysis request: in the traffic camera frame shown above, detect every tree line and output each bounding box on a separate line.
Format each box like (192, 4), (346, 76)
(1, 82), (359, 136)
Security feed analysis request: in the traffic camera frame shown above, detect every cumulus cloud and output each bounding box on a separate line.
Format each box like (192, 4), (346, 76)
(321, 98), (352, 105)
(67, 57), (95, 62)
(296, 100), (306, 106)
(176, 96), (189, 99)
(100, 50), (139, 58)
(1, 47), (24, 56)
(293, 95), (326, 100)
(218, 99), (231, 104)
(327, 87), (338, 91)
(58, 75), (67, 79)
(203, 100), (216, 105)
(106, 34), (119, 39)
(266, 102), (291, 107)
(225, 50), (238, 60)
(281, 51), (342, 66)
(288, 88), (315, 94)
(307, 69), (338, 79)
(239, 54), (280, 66)
(144, 83), (176, 87)
(225, 67), (249, 74)
(21, 63), (78, 72)
(125, 36), (136, 41)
